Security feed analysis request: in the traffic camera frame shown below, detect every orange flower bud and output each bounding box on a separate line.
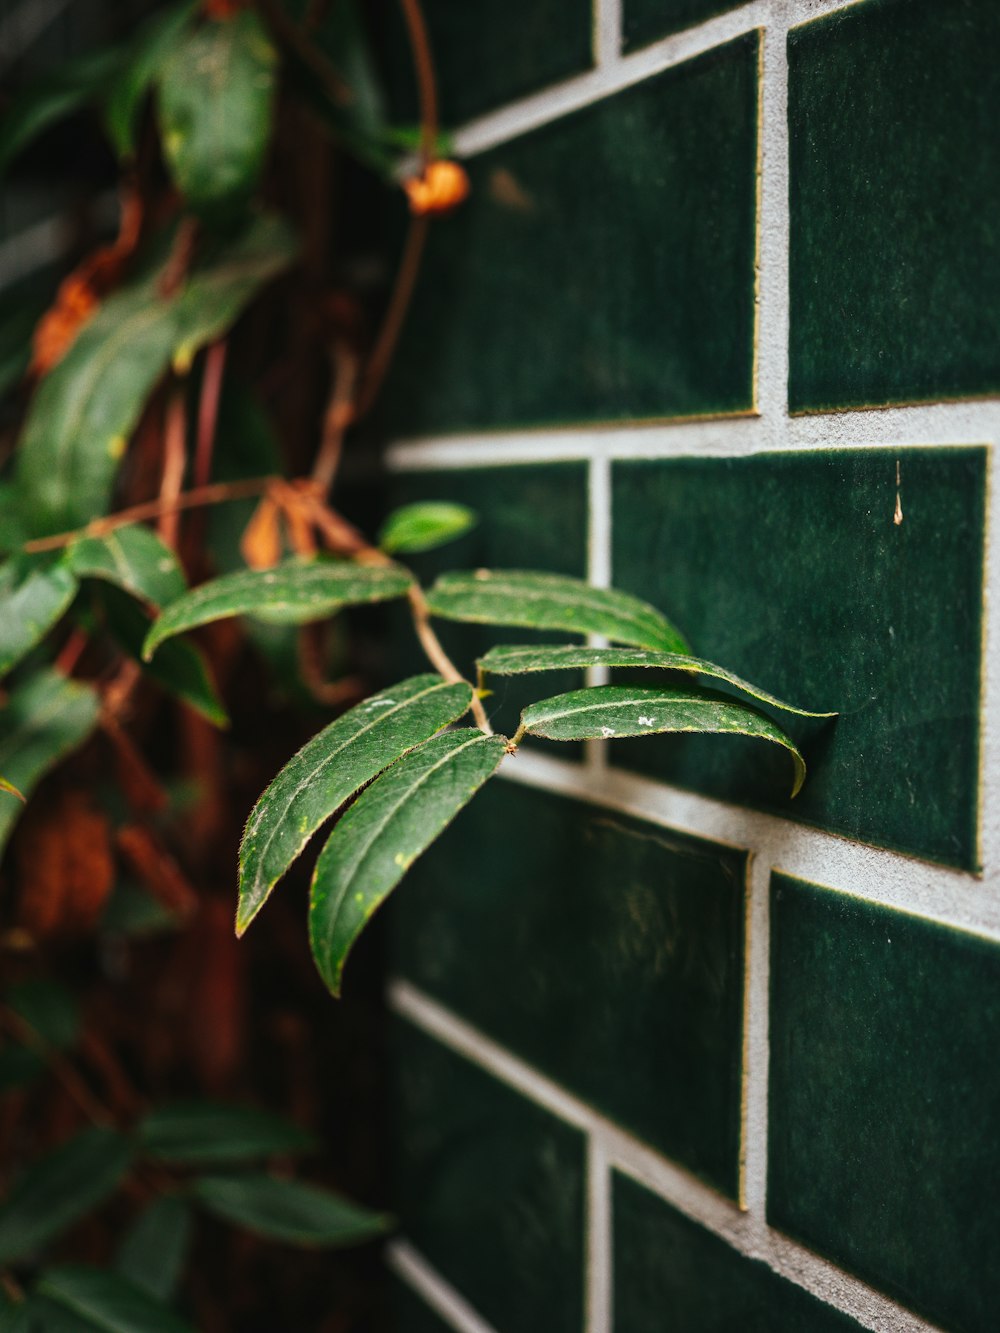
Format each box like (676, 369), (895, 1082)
(403, 160), (471, 216)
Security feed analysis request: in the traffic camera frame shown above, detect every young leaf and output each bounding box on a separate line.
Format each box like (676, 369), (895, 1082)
(115, 1197), (192, 1303)
(378, 502), (477, 555)
(309, 729), (507, 996)
(0, 672), (101, 857)
(36, 1266), (194, 1333)
(137, 1102), (315, 1165)
(102, 591), (228, 728)
(0, 776), (24, 801)
(0, 48), (123, 176)
(192, 1175), (390, 1247)
(239, 676), (472, 933)
(171, 213), (298, 372)
(0, 557), (78, 678)
(426, 570), (689, 652)
(156, 12), (277, 217)
(0, 1129), (132, 1263)
(66, 526), (186, 609)
(477, 645), (834, 718)
(143, 559), (414, 659)
(103, 1), (197, 159)
(519, 685), (806, 796)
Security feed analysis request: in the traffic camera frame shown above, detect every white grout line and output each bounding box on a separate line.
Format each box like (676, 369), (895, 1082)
(496, 749), (1000, 941)
(390, 982), (946, 1333)
(593, 0), (623, 68)
(586, 1137), (613, 1333)
(387, 1239), (500, 1333)
(740, 854), (772, 1214)
(755, 15), (790, 424)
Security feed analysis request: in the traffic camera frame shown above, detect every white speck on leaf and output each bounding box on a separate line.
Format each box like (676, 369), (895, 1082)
(638, 716), (655, 727)
(601, 726), (615, 738)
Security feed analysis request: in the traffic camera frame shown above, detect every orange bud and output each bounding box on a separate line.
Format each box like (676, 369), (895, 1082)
(15, 791), (115, 938)
(240, 496), (283, 570)
(403, 160), (471, 216)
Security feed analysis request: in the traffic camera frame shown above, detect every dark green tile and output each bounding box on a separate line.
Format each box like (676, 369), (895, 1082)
(388, 1275), (452, 1333)
(389, 464), (587, 742)
(624, 1), (746, 53)
(769, 875), (1000, 1333)
(788, 0), (1000, 410)
(391, 1018), (585, 1333)
(377, 0), (594, 126)
(392, 782), (747, 1197)
(610, 448), (986, 868)
(613, 1173), (864, 1332)
(378, 35), (759, 436)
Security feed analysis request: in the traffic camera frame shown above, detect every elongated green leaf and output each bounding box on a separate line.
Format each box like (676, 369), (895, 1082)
(66, 526), (186, 609)
(0, 49), (123, 175)
(0, 557), (77, 677)
(426, 570), (689, 652)
(104, 2), (196, 158)
(238, 675), (473, 933)
(115, 1198), (192, 1303)
(378, 502), (477, 555)
(0, 776), (24, 801)
(143, 559), (413, 660)
(37, 1267), (194, 1333)
(0, 672), (100, 856)
(192, 1175), (389, 1247)
(309, 729), (507, 996)
(477, 645), (834, 718)
(103, 591), (227, 728)
(519, 685), (806, 796)
(171, 213), (298, 372)
(157, 12), (277, 217)
(0, 1129), (132, 1263)
(138, 1102), (315, 1165)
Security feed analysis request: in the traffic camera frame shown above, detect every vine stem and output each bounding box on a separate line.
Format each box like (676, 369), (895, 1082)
(407, 584), (492, 734)
(157, 385), (188, 549)
(399, 0), (438, 168)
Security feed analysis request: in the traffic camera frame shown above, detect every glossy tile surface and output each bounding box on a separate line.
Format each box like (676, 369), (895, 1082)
(624, 0), (746, 53)
(769, 875), (1000, 1333)
(610, 448), (986, 868)
(379, 0), (593, 126)
(392, 782), (747, 1197)
(614, 1173), (864, 1332)
(389, 464), (587, 742)
(379, 35), (759, 436)
(788, 0), (1000, 410)
(391, 1019), (585, 1333)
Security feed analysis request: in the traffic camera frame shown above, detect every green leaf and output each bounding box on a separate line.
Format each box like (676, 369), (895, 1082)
(171, 213), (298, 373)
(192, 1174), (390, 1247)
(0, 48), (123, 176)
(0, 557), (78, 678)
(378, 502), (477, 555)
(156, 12), (277, 217)
(426, 570), (689, 652)
(36, 1266), (194, 1333)
(519, 685), (806, 796)
(476, 645), (834, 719)
(143, 559), (413, 660)
(6, 980), (80, 1051)
(103, 591), (228, 728)
(0, 775), (25, 801)
(238, 675), (473, 934)
(0, 672), (101, 857)
(0, 1129), (132, 1263)
(103, 2), (197, 159)
(137, 1102), (315, 1165)
(66, 526), (186, 609)
(115, 1197), (192, 1303)
(309, 729), (507, 996)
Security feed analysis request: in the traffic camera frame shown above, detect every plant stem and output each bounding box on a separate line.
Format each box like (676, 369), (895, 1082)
(355, 215), (428, 417)
(407, 584), (492, 734)
(399, 0), (438, 168)
(311, 344), (360, 495)
(157, 385), (188, 549)
(194, 341), (227, 490)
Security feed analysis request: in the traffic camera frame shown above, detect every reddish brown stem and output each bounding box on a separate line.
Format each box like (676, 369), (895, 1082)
(311, 345), (360, 494)
(399, 0), (439, 167)
(158, 387), (188, 549)
(355, 216), (429, 418)
(195, 341), (227, 490)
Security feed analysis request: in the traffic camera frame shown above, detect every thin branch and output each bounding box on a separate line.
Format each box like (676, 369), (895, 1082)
(354, 215), (428, 417)
(399, 0), (438, 168)
(311, 343), (360, 494)
(157, 386), (188, 549)
(407, 584), (492, 734)
(194, 341), (227, 490)
(22, 477), (277, 554)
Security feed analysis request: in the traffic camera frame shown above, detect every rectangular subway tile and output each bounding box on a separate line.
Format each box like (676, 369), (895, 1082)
(623, 0), (747, 54)
(610, 448), (987, 869)
(613, 1173), (865, 1332)
(769, 873), (1000, 1333)
(377, 34), (760, 437)
(391, 782), (747, 1199)
(788, 0), (1000, 410)
(391, 1018), (585, 1333)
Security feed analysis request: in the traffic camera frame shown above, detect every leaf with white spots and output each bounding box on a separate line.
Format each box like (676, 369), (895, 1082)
(309, 729), (507, 996)
(426, 569), (689, 652)
(238, 675), (473, 934)
(142, 558), (413, 660)
(518, 685), (806, 796)
(66, 524), (186, 608)
(477, 645), (833, 718)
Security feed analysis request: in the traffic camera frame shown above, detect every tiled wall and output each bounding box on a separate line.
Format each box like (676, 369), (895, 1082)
(383, 1), (1000, 1330)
